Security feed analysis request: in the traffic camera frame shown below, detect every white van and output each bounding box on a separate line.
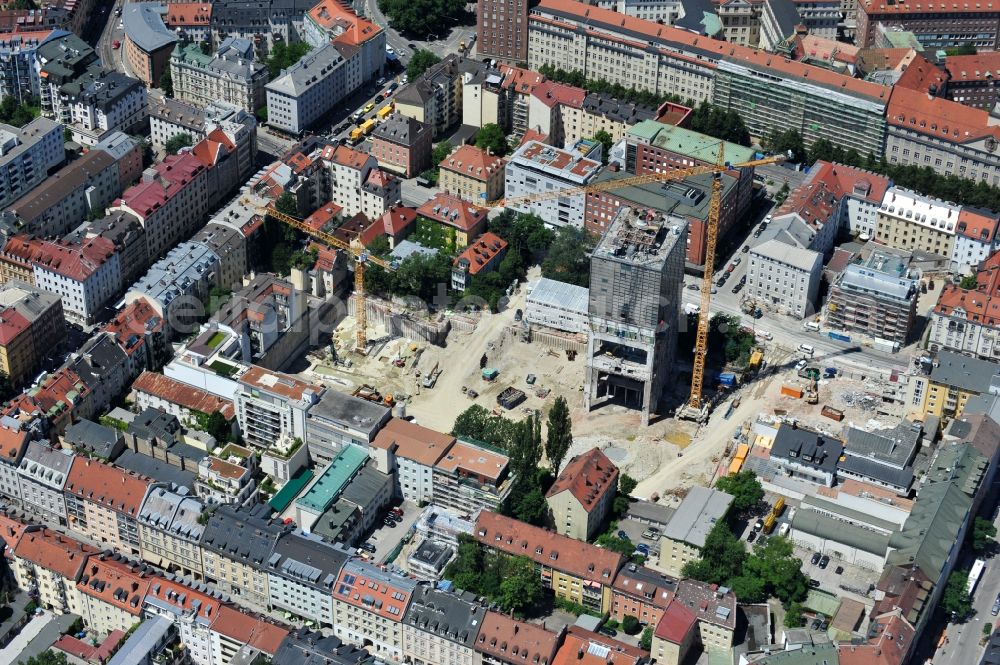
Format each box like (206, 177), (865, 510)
(803, 321), (820, 332)
(778, 523), (790, 537)
(798, 343), (814, 356)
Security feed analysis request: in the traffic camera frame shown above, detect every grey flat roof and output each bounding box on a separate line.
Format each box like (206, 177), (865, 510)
(791, 509), (891, 556)
(271, 532), (351, 590)
(273, 629), (373, 665)
(265, 43), (340, 97)
(625, 500), (676, 526)
(201, 503), (288, 568)
(771, 425), (843, 473)
(340, 465), (390, 510)
(839, 263), (917, 302)
(107, 616), (174, 665)
(662, 486), (733, 547)
(403, 585), (484, 647)
(750, 238), (821, 273)
(527, 278), (589, 315)
(838, 455), (914, 489)
(123, 3), (178, 53)
(62, 419), (121, 460)
(115, 450), (195, 490)
(930, 350), (1000, 394)
(308, 389), (390, 437)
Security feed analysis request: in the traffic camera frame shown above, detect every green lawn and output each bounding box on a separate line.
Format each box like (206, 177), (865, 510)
(209, 360), (238, 377)
(206, 331), (226, 349)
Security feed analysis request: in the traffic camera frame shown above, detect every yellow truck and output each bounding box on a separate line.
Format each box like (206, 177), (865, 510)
(360, 119), (376, 135)
(377, 103), (394, 120)
(762, 512), (776, 534)
(350, 127), (364, 143)
(772, 496), (785, 517)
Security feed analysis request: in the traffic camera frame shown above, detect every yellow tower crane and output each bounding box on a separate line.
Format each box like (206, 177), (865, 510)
(262, 205), (397, 352)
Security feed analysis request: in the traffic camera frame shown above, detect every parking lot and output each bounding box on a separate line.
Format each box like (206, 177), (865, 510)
(365, 500), (420, 564)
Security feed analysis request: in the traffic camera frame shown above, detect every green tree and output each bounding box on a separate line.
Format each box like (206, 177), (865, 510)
(378, 0), (467, 39)
(621, 616), (641, 635)
(783, 602), (806, 628)
(20, 652), (69, 665)
(619, 474), (638, 498)
(265, 41), (312, 79)
(544, 396), (572, 473)
(407, 50), (442, 80)
(63, 127), (73, 142)
(960, 274), (979, 290)
(775, 182), (791, 206)
(972, 517), (997, 553)
(593, 130), (613, 164)
(639, 627), (653, 650)
(256, 106), (268, 122)
(159, 69), (173, 96)
(681, 521), (747, 585)
(451, 404), (520, 449)
(511, 485), (548, 525)
(941, 569), (973, 620)
(204, 411), (231, 443)
(275, 192), (299, 217)
(595, 532), (636, 556)
(498, 556), (543, 614)
(0, 95), (39, 127)
(764, 128), (808, 164)
(715, 470), (763, 514)
(164, 132), (194, 154)
(541, 227), (596, 286)
(432, 141), (454, 165)
(475, 123), (509, 156)
(744, 536), (809, 606)
(728, 574), (767, 603)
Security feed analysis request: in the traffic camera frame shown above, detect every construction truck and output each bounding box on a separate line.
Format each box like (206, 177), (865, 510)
(350, 127), (364, 144)
(762, 513), (776, 534)
(360, 119), (376, 135)
(422, 362), (441, 388)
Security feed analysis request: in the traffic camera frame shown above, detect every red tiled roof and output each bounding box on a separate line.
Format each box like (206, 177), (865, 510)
(372, 417), (454, 466)
(553, 628), (647, 665)
(500, 64), (546, 95)
(837, 612), (913, 665)
(103, 298), (163, 358)
(531, 79), (586, 109)
(326, 144), (371, 169)
(533, 0), (889, 102)
(4, 368), (91, 425)
(545, 447), (618, 512)
(237, 365), (321, 401)
(307, 0), (383, 46)
(957, 207), (998, 242)
(303, 202), (343, 234)
(333, 561), (414, 621)
(132, 371), (236, 420)
(860, 0), (1000, 14)
(77, 556), (150, 616)
(475, 511), (623, 583)
(441, 145), (506, 182)
(519, 129), (548, 147)
(653, 600), (697, 643)
(0, 308), (29, 346)
(793, 34), (859, 65)
(53, 631), (125, 663)
(286, 151), (313, 174)
(894, 52), (948, 94)
(377, 206), (417, 236)
(3, 235), (117, 282)
(454, 232), (508, 276)
(417, 193), (489, 233)
(776, 160), (889, 229)
(118, 153), (206, 218)
(13, 528), (96, 580)
(306, 241), (339, 272)
(934, 250), (1000, 324)
(518, 142), (601, 179)
(945, 52), (1000, 83)
(0, 512), (28, 559)
(145, 575), (221, 623)
(475, 611), (560, 665)
(164, 2), (211, 25)
(65, 457), (151, 517)
(0, 425), (27, 463)
(611, 566), (675, 610)
(210, 606), (288, 655)
(887, 84), (1000, 144)
(434, 440), (509, 482)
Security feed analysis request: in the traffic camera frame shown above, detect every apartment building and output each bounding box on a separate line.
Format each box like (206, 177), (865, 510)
(13, 526), (95, 614)
(3, 367), (93, 435)
(200, 503), (291, 607)
(0, 281), (64, 388)
(208, 604), (289, 665)
(416, 193), (490, 247)
(658, 487), (733, 577)
(439, 144), (505, 203)
(371, 418), (454, 504)
(562, 93), (655, 147)
(58, 71), (148, 147)
(781, 161), (891, 240)
(875, 187), (961, 260)
(475, 612), (560, 665)
(75, 555), (149, 637)
(302, 0), (386, 82)
(827, 247), (918, 345)
(746, 239), (822, 319)
(332, 559), (417, 659)
(0, 425), (29, 503)
(293, 444), (369, 530)
(953, 207), (1000, 274)
(477, 0), (530, 63)
(137, 485), (206, 579)
(141, 576), (221, 665)
(170, 38), (268, 114)
(610, 563), (676, 626)
(716, 0), (760, 46)
(111, 152), (211, 260)
(266, 533), (349, 627)
(0, 118), (64, 209)
(432, 439), (513, 515)
(770, 424), (844, 487)
(235, 365), (323, 471)
(884, 86), (1000, 187)
(451, 232), (508, 291)
(196, 444), (257, 507)
(16, 440), (73, 526)
(304, 388), (390, 466)
(905, 351), (1000, 421)
(475, 511), (624, 613)
(323, 144), (378, 217)
(944, 53), (1000, 110)
(930, 253), (1000, 359)
(0, 29), (65, 105)
(371, 113), (433, 178)
(526, 80), (586, 148)
(525, 277), (590, 334)
(402, 585), (486, 665)
(856, 0), (1000, 49)
(545, 447), (618, 542)
(505, 141), (601, 229)
(266, 43), (359, 135)
(63, 457), (151, 556)
(395, 56), (484, 137)
(121, 3), (178, 87)
(4, 149), (122, 239)
(125, 241), (222, 335)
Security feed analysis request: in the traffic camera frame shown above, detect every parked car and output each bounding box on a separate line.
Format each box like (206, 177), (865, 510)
(818, 555), (830, 569)
(641, 528), (660, 539)
(686, 283), (699, 290)
(617, 530), (629, 540)
(738, 275), (747, 285)
(834, 566), (844, 575)
(810, 552), (821, 565)
(992, 601), (1000, 617)
(391, 507), (404, 517)
(363, 102), (376, 113)
(726, 264), (735, 273)
(746, 531), (756, 543)
(112, 40), (121, 49)
(753, 519), (764, 532)
(742, 244), (750, 253)
(383, 517), (396, 527)
(732, 257), (742, 266)
(598, 627), (618, 638)
(795, 360), (807, 371)
(634, 543), (650, 556)
(809, 579), (821, 588)
(361, 542), (377, 553)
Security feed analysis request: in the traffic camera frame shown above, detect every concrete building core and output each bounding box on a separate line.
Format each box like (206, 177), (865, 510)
(585, 207), (687, 425)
